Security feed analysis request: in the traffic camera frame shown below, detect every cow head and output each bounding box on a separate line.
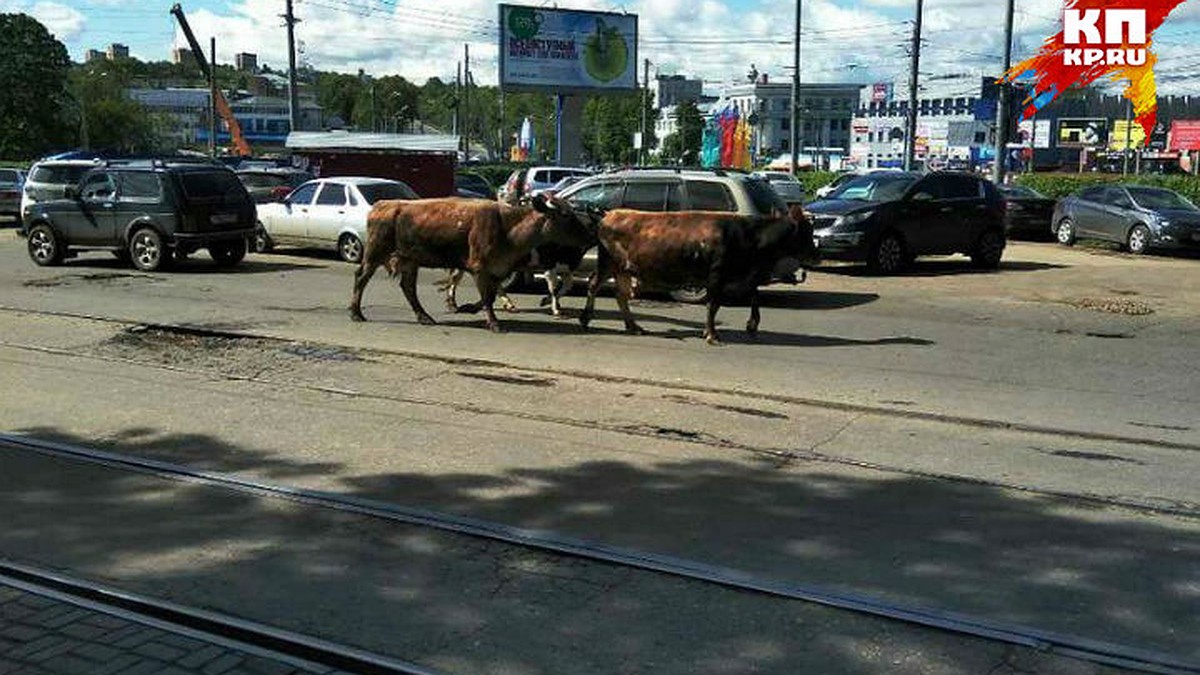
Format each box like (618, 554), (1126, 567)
(530, 193), (599, 249)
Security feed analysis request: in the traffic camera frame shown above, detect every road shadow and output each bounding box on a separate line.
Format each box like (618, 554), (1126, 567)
(53, 254), (316, 275)
(817, 259), (1069, 278)
(4, 426), (1196, 672)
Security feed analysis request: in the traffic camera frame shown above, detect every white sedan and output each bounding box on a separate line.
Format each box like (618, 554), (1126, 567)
(254, 177), (419, 263)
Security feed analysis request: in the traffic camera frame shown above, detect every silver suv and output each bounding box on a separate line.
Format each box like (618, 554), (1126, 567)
(556, 167), (792, 302)
(20, 159), (103, 233)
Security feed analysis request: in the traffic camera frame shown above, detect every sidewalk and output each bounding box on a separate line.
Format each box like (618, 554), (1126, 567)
(0, 582), (332, 675)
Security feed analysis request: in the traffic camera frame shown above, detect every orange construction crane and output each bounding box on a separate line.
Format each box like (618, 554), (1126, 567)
(170, 3), (252, 157)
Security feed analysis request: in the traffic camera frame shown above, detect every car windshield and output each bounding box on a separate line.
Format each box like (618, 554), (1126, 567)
(1128, 187), (1198, 211)
(770, 181), (805, 199)
(357, 182), (419, 204)
(828, 174), (918, 202)
(238, 173), (290, 189)
(30, 164), (91, 185)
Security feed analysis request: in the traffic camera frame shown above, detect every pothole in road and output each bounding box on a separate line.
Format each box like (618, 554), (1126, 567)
(1066, 297), (1155, 315)
(23, 272), (160, 288)
(661, 394), (789, 420)
(456, 372), (556, 387)
(1034, 447), (1145, 465)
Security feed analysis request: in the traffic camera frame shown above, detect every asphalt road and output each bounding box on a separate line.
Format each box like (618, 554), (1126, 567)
(1, 227), (1198, 672)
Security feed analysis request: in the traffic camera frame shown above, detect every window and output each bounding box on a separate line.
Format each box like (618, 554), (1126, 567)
(566, 182), (622, 209)
(31, 164), (91, 186)
(622, 181), (673, 211)
(316, 184), (348, 206)
(179, 171), (245, 201)
(687, 181), (736, 212)
(80, 173), (116, 201)
(287, 183), (319, 205)
(1104, 187), (1134, 209)
(119, 173), (162, 203)
(665, 183), (682, 211)
(941, 175), (982, 200)
(357, 182), (419, 204)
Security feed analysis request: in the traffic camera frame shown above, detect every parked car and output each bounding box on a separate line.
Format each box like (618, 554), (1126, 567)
(255, 177), (419, 262)
(22, 160), (256, 271)
(498, 166), (593, 203)
(805, 171), (1006, 274)
(998, 185), (1056, 240)
(556, 167), (795, 302)
(455, 172), (496, 200)
(236, 168), (313, 204)
(0, 168), (24, 221)
(754, 171), (805, 206)
(1052, 184), (1200, 254)
(20, 158), (104, 232)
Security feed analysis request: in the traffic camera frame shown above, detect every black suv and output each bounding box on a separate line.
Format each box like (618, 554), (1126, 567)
(23, 161), (256, 271)
(805, 171), (1006, 274)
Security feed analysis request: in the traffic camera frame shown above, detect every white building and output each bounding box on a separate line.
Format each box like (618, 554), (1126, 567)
(849, 81), (994, 169)
(719, 81), (862, 158)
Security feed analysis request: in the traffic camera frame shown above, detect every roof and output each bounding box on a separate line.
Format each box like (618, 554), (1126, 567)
(286, 131), (459, 153)
(310, 176), (404, 186)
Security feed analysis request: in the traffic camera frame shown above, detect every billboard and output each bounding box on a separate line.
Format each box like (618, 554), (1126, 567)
(1109, 120), (1147, 151)
(499, 4), (638, 91)
(1057, 118), (1108, 147)
(871, 82), (893, 103)
(1169, 120), (1200, 151)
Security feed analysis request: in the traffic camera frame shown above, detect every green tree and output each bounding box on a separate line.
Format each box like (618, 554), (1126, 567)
(582, 91), (658, 165)
(316, 72), (364, 127)
(70, 59), (168, 153)
(0, 13), (72, 159)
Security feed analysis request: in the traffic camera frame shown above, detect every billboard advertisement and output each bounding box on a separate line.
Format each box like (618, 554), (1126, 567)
(1169, 120), (1200, 151)
(1109, 120), (1147, 151)
(1057, 118), (1108, 147)
(499, 4), (638, 91)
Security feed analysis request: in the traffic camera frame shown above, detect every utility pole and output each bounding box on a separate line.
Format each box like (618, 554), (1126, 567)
(904, 0), (923, 171)
(463, 44), (471, 157)
(640, 58), (649, 165)
(453, 62), (461, 137)
(991, 0), (1015, 184)
(790, 0), (801, 175)
(209, 37), (218, 157)
(284, 0), (300, 132)
(1123, 97), (1133, 175)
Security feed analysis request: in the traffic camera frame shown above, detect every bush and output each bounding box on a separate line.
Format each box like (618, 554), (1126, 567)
(1015, 172), (1200, 203)
(796, 170), (838, 198)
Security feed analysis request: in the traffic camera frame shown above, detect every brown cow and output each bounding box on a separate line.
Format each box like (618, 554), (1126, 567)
(579, 208), (819, 345)
(349, 194), (597, 332)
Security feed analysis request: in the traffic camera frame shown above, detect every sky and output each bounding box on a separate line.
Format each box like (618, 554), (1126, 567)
(8, 0), (1200, 97)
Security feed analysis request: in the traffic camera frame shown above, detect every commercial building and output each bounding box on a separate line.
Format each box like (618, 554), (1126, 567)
(235, 53), (258, 73)
(128, 88), (323, 148)
(720, 81), (862, 157)
(106, 43), (130, 60)
(652, 74), (703, 109)
(850, 81), (992, 170)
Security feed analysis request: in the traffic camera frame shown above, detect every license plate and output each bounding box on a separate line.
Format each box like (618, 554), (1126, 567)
(210, 213), (239, 225)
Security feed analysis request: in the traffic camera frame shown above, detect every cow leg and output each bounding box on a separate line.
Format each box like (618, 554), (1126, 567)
(475, 273), (504, 333)
(580, 247), (610, 329)
(398, 261), (437, 325)
(497, 288), (519, 313)
(704, 295), (723, 345)
(614, 273), (645, 336)
(746, 288), (761, 336)
(349, 260), (380, 322)
(442, 269), (463, 312)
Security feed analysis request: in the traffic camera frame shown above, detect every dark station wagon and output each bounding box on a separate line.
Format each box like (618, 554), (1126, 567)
(23, 160), (257, 271)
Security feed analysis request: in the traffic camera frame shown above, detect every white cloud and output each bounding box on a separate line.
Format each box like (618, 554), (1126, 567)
(0, 0), (85, 41)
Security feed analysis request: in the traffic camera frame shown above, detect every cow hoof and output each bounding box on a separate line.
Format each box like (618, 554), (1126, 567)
(745, 322), (759, 336)
(705, 334), (724, 346)
(444, 302), (458, 313)
(417, 314), (438, 326)
(625, 325), (647, 336)
(350, 309), (367, 322)
(487, 323), (505, 334)
(553, 311), (568, 320)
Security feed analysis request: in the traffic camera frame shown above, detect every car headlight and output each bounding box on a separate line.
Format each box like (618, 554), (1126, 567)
(835, 210), (875, 228)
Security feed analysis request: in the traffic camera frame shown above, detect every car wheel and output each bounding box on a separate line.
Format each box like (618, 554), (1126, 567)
(129, 227), (169, 272)
(867, 231), (906, 275)
(338, 233), (363, 264)
(252, 224), (274, 253)
(27, 224), (63, 267)
(670, 286), (709, 304)
(971, 229), (1006, 269)
(1055, 218), (1076, 246)
(210, 239), (247, 267)
(1126, 224), (1151, 255)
